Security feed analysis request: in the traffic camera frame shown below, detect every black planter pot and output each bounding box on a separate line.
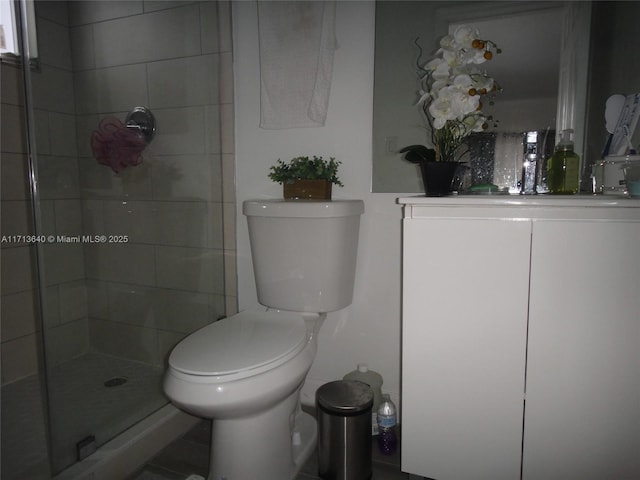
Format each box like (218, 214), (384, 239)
(419, 161), (461, 196)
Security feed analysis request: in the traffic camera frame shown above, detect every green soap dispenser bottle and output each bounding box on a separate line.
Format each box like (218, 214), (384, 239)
(547, 128), (580, 194)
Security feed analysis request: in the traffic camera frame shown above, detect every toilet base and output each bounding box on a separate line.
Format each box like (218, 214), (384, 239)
(208, 387), (316, 480)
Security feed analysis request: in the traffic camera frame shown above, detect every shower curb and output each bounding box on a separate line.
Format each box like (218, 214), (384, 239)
(53, 404), (200, 480)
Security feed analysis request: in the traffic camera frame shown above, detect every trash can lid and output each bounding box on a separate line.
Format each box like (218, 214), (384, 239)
(316, 380), (374, 415)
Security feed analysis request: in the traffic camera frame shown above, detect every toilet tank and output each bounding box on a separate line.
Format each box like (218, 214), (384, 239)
(243, 200), (364, 313)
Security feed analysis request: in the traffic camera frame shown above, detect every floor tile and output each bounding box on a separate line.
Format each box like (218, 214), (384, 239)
(135, 419), (410, 480)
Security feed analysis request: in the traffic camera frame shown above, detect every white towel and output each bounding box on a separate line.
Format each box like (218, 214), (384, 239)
(257, 1), (337, 129)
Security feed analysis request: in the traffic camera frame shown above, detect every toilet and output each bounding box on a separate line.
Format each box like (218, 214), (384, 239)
(163, 199), (364, 480)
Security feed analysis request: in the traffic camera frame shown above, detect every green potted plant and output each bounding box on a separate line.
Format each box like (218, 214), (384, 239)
(268, 155), (343, 199)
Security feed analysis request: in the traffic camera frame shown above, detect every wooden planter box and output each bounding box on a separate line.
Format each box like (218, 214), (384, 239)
(283, 179), (332, 200)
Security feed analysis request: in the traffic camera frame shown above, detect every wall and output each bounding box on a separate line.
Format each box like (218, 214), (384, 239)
(1, 0), (236, 384)
(0, 62), (42, 384)
(233, 1), (404, 405)
(34, 0), (89, 367)
(67, 0), (234, 366)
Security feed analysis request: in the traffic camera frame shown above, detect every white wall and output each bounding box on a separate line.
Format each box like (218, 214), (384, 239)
(233, 1), (405, 405)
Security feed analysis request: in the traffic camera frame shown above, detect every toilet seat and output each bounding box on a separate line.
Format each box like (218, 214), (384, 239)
(168, 310), (309, 378)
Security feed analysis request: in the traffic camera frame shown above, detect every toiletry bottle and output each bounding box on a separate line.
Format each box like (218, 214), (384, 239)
(344, 364), (383, 435)
(520, 131), (539, 194)
(547, 129), (580, 194)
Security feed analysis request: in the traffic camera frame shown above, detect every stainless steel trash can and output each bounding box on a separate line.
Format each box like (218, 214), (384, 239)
(316, 380), (373, 480)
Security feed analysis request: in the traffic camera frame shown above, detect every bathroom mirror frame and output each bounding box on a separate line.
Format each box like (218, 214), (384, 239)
(371, 1), (591, 193)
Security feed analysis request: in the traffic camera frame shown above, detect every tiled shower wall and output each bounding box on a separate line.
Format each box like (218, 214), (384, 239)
(35, 0), (88, 367)
(1, 63), (42, 384)
(0, 0), (236, 384)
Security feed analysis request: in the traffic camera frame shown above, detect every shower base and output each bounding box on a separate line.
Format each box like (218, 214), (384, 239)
(1, 352), (195, 480)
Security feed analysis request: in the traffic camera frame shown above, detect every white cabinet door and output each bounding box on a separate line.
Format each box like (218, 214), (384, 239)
(402, 218), (531, 480)
(524, 220), (640, 479)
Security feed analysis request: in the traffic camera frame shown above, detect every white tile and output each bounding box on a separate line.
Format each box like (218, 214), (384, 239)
(210, 293), (226, 321)
(45, 317), (89, 366)
(0, 290), (39, 342)
(221, 153), (235, 202)
(31, 65), (75, 115)
(155, 246), (224, 294)
(219, 51), (234, 104)
(0, 200), (34, 243)
(143, 1), (194, 14)
(200, 1), (219, 54)
(95, 64), (148, 113)
(79, 154), (153, 200)
(217, 1), (233, 54)
(157, 329), (186, 363)
(49, 112), (78, 157)
(58, 280), (88, 323)
(207, 202), (224, 249)
(1, 63), (24, 106)
(154, 201), (209, 248)
(151, 154), (221, 202)
(81, 199), (105, 235)
(69, 1), (143, 26)
(74, 64), (148, 114)
(224, 249), (237, 298)
(147, 55), (219, 108)
(79, 157), (122, 198)
(45, 285), (61, 328)
(39, 200), (56, 238)
(107, 283), (158, 328)
(108, 285), (213, 333)
(102, 200), (156, 243)
(150, 107), (206, 155)
(0, 246), (37, 295)
(75, 115), (98, 159)
(92, 4), (200, 68)
(42, 243), (85, 285)
(73, 70), (98, 115)
(220, 104), (234, 154)
(88, 318), (160, 365)
(204, 105), (222, 155)
(69, 25), (95, 70)
(36, 17), (72, 70)
(118, 162), (154, 199)
(86, 279), (109, 320)
(0, 334), (39, 384)
(225, 295), (238, 317)
(36, 1), (70, 26)
(34, 109), (51, 155)
(0, 154), (30, 200)
(54, 199), (83, 236)
(84, 243), (156, 286)
(36, 155), (80, 200)
(222, 202), (235, 249)
(1, 103), (27, 154)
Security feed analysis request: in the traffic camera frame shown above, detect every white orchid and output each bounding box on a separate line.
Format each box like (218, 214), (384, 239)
(415, 25), (501, 161)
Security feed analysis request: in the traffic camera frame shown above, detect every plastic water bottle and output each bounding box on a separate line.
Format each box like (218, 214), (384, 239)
(343, 364), (383, 435)
(376, 394), (397, 455)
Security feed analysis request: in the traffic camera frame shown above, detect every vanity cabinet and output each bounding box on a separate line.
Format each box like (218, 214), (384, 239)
(399, 197), (640, 480)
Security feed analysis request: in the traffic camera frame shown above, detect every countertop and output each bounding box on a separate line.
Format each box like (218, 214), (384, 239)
(398, 194), (640, 208)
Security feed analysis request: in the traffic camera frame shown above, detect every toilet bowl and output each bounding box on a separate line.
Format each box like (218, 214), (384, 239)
(164, 310), (323, 479)
(163, 200), (364, 480)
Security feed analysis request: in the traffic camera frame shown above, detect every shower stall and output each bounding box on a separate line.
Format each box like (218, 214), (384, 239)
(0, 1), (236, 478)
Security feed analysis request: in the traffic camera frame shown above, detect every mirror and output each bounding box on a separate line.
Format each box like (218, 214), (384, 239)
(372, 1), (601, 193)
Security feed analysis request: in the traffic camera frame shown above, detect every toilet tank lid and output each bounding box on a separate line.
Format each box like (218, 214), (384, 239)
(243, 200), (364, 218)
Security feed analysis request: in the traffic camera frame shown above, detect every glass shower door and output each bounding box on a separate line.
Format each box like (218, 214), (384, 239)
(8, 1), (232, 475)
